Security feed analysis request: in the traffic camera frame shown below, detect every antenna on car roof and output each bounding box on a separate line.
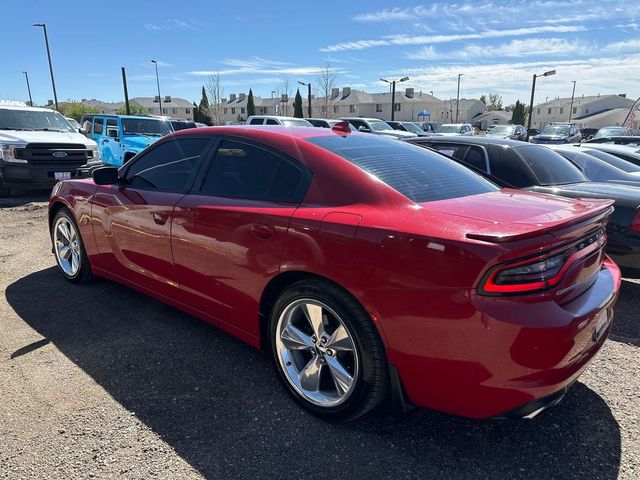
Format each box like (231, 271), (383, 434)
(331, 120), (352, 136)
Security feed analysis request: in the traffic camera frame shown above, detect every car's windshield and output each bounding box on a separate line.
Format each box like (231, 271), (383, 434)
(122, 118), (172, 136)
(583, 148), (640, 173)
(281, 119), (312, 127)
(594, 128), (629, 139)
(368, 120), (394, 132)
(305, 134), (498, 203)
(489, 126), (514, 135)
(541, 125), (570, 135)
(514, 145), (587, 185)
(438, 125), (462, 133)
(401, 122), (424, 134)
(0, 108), (75, 132)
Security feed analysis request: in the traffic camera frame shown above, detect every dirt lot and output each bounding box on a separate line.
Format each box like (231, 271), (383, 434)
(1, 193), (638, 480)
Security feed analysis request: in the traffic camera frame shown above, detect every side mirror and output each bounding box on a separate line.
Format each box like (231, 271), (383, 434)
(358, 126), (370, 133)
(107, 128), (119, 141)
(79, 128), (88, 134)
(92, 166), (120, 186)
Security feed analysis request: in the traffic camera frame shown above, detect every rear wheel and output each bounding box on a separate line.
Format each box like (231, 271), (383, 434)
(52, 209), (93, 283)
(270, 279), (388, 422)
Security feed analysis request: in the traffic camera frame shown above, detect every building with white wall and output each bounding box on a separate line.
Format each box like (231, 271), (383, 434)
(530, 94), (635, 129)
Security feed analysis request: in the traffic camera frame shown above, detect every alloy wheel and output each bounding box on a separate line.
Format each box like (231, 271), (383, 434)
(54, 216), (81, 277)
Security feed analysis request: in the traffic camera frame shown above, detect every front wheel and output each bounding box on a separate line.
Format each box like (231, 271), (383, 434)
(270, 279), (388, 422)
(52, 208), (94, 283)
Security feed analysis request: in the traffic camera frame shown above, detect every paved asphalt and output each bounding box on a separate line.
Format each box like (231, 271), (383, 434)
(0, 193), (638, 479)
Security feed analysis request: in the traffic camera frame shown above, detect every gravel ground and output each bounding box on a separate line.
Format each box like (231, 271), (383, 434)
(0, 193), (638, 480)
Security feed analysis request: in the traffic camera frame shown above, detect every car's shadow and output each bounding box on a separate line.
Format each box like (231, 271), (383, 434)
(0, 190), (50, 208)
(6, 268), (622, 479)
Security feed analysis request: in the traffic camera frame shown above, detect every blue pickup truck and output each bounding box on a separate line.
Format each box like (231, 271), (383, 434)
(80, 114), (173, 166)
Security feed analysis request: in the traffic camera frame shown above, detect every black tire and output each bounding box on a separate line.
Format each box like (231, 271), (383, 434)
(269, 278), (388, 422)
(51, 208), (94, 283)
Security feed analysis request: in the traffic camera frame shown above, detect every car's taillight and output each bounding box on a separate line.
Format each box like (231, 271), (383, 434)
(479, 228), (605, 296)
(631, 209), (640, 232)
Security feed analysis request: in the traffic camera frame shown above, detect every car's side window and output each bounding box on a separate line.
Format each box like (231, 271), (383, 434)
(463, 146), (487, 171)
(249, 118), (263, 125)
(487, 146), (534, 187)
(198, 139), (310, 203)
(93, 118), (104, 135)
(266, 119), (278, 125)
(124, 137), (211, 193)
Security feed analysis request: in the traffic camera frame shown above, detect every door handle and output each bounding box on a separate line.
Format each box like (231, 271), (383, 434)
(102, 139), (109, 144)
(152, 212), (169, 225)
(251, 224), (274, 239)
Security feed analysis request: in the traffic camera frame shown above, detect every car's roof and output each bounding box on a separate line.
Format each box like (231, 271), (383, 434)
(340, 117), (387, 122)
(582, 143), (640, 154)
(247, 115), (303, 120)
(83, 114), (165, 120)
(0, 105), (62, 113)
(171, 124), (340, 140)
(408, 135), (525, 148)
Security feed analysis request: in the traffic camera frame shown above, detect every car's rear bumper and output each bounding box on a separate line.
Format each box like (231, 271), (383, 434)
(386, 257), (620, 419)
(0, 161), (100, 189)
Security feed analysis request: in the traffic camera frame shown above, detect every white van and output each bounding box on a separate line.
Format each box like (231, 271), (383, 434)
(0, 102), (100, 196)
(246, 115), (313, 127)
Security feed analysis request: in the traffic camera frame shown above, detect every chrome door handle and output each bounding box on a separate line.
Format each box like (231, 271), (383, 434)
(251, 224), (274, 239)
(152, 212), (169, 225)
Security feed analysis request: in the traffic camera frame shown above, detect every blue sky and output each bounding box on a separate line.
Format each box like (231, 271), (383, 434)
(1, 0), (639, 107)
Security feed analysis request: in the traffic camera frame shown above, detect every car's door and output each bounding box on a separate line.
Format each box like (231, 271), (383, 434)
(91, 136), (213, 296)
(102, 117), (122, 166)
(171, 137), (311, 337)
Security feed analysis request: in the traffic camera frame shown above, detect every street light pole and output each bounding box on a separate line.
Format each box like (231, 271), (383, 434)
(22, 72), (33, 106)
(455, 73), (463, 123)
(526, 69), (556, 141)
(380, 76), (409, 121)
(298, 81), (312, 117)
(150, 60), (163, 114)
(33, 23), (58, 110)
(568, 80), (576, 122)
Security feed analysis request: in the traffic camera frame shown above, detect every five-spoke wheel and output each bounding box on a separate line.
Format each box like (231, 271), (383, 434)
(52, 208), (93, 283)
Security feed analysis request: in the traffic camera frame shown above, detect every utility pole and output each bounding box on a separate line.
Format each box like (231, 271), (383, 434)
(380, 76), (409, 121)
(455, 73), (463, 123)
(121, 67), (131, 115)
(568, 80), (576, 122)
(526, 69), (556, 141)
(22, 72), (33, 106)
(298, 81), (312, 117)
(33, 23), (58, 110)
(150, 60), (162, 114)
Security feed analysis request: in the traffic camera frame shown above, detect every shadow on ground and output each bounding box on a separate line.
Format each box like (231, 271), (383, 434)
(6, 268), (622, 479)
(0, 190), (50, 208)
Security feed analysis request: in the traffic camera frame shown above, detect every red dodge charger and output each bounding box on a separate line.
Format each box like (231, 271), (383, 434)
(49, 125), (621, 421)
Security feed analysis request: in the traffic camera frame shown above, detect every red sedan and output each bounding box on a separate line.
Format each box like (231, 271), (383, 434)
(49, 125), (621, 421)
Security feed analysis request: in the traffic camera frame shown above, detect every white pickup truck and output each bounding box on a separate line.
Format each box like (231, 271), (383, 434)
(0, 102), (101, 196)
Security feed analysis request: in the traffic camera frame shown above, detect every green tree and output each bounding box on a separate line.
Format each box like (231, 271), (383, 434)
(198, 86), (212, 125)
(293, 89), (303, 118)
(115, 104), (148, 116)
(58, 101), (99, 121)
(511, 100), (526, 125)
(247, 89), (256, 117)
(479, 94), (487, 106)
(487, 93), (503, 111)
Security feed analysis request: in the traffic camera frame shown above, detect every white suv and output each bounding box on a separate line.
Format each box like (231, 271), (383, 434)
(437, 123), (476, 136)
(339, 117), (417, 139)
(0, 102), (100, 196)
(246, 116), (313, 127)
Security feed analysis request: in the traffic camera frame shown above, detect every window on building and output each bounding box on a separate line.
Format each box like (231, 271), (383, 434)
(349, 105), (356, 113)
(333, 105), (340, 114)
(172, 108), (177, 114)
(162, 108), (168, 114)
(376, 104), (382, 112)
(585, 109), (589, 114)
(241, 107), (246, 114)
(231, 108), (236, 114)
(186, 108), (191, 114)
(559, 108), (564, 114)
(573, 107), (577, 114)
(547, 108), (551, 114)
(224, 108), (227, 114)
(394, 103), (401, 112)
(537, 108), (540, 114)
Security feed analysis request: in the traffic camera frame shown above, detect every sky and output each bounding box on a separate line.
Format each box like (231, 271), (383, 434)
(1, 0), (639, 107)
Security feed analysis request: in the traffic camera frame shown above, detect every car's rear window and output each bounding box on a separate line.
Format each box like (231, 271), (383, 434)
(305, 135), (498, 203)
(514, 145), (587, 185)
(584, 149), (640, 173)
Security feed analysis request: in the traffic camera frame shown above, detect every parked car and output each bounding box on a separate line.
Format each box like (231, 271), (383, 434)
(195, 122), (209, 128)
(339, 117), (417, 139)
(65, 117), (81, 130)
(307, 118), (357, 131)
(583, 135), (640, 146)
(387, 121), (432, 137)
(591, 126), (633, 140)
(578, 143), (640, 167)
(546, 145), (640, 187)
(170, 120), (198, 131)
(527, 128), (540, 138)
(531, 123), (582, 144)
(80, 114), (173, 167)
(49, 127), (620, 421)
(580, 128), (599, 141)
(407, 136), (640, 270)
(485, 124), (527, 141)
(246, 115), (312, 127)
(419, 121), (438, 133)
(436, 123), (475, 136)
(0, 104), (100, 196)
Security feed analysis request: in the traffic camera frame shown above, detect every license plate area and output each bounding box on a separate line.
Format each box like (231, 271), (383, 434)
(592, 309), (611, 342)
(54, 172), (71, 181)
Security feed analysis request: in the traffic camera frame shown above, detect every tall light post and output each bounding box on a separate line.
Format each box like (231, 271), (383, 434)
(33, 23), (58, 110)
(22, 72), (33, 106)
(455, 73), (463, 123)
(150, 59), (163, 114)
(568, 80), (576, 122)
(380, 76), (409, 121)
(298, 80), (312, 118)
(526, 69), (556, 141)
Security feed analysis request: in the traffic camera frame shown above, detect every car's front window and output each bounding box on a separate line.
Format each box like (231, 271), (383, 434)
(541, 125), (570, 136)
(490, 126), (514, 135)
(594, 128), (626, 138)
(368, 121), (394, 131)
(438, 125), (461, 133)
(282, 119), (312, 127)
(122, 118), (172, 136)
(402, 123), (423, 134)
(0, 108), (75, 132)
(515, 145), (587, 185)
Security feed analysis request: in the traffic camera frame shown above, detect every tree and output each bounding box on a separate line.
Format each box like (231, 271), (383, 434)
(205, 74), (225, 125)
(487, 93), (503, 111)
(293, 89), (303, 118)
(511, 100), (526, 125)
(58, 101), (99, 121)
(479, 94), (487, 106)
(115, 103), (148, 116)
(247, 89), (256, 117)
(314, 64), (337, 118)
(198, 86), (212, 125)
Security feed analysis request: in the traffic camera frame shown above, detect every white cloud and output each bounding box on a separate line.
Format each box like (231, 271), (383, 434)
(321, 25), (588, 52)
(187, 57), (342, 77)
(144, 19), (202, 31)
(604, 38), (640, 53)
